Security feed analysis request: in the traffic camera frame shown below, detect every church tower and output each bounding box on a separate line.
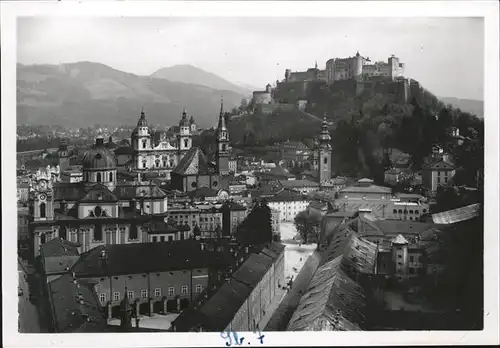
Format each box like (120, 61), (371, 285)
(58, 138), (70, 171)
(28, 169), (55, 223)
(131, 108), (152, 169)
(215, 99), (230, 175)
(177, 108), (192, 155)
(317, 117), (332, 183)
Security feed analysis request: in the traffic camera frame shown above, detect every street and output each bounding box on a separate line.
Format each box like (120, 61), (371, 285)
(18, 260), (42, 333)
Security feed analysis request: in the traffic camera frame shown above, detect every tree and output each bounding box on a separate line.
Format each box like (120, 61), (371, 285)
(294, 210), (321, 244)
(239, 98), (248, 112)
(235, 200), (273, 245)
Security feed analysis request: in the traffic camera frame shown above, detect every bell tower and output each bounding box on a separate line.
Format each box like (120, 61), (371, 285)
(216, 98), (230, 175)
(177, 108), (192, 154)
(317, 117), (332, 183)
(28, 167), (55, 222)
(58, 138), (70, 171)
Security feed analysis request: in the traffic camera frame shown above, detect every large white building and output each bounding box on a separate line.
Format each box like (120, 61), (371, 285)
(131, 109), (196, 179)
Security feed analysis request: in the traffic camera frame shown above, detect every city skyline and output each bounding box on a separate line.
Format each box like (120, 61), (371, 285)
(18, 17), (484, 100)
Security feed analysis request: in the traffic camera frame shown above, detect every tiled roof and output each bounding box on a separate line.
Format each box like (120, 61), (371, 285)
(40, 237), (81, 257)
(391, 234), (409, 245)
(48, 274), (107, 332)
(279, 179), (319, 188)
(287, 256), (367, 331)
(187, 186), (219, 198)
(431, 203), (481, 224)
(79, 184), (119, 203)
(265, 189), (307, 203)
(71, 240), (238, 278)
(222, 201), (247, 211)
(114, 184), (167, 200)
(172, 147), (216, 176)
(146, 220), (182, 235)
(340, 234), (378, 275)
(232, 253), (274, 288)
(339, 184), (391, 194)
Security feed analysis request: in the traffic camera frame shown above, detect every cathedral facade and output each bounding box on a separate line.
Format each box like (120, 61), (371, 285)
(131, 109), (195, 180)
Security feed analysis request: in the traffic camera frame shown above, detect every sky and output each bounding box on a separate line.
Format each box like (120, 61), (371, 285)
(17, 17), (484, 100)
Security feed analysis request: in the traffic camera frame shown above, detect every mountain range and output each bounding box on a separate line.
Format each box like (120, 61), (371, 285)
(151, 64), (253, 97)
(16, 62), (247, 128)
(440, 97), (483, 118)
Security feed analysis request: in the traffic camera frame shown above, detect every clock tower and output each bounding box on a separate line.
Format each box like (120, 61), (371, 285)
(28, 166), (55, 222)
(215, 98), (230, 175)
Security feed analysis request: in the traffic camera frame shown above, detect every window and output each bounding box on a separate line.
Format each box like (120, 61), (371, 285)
(128, 291), (134, 299)
(409, 268), (415, 275)
(141, 289), (148, 298)
(142, 140), (147, 149)
(97, 172), (101, 182)
(168, 236), (174, 242)
(160, 236), (165, 242)
(99, 293), (107, 304)
(415, 210), (419, 214)
(152, 236), (157, 242)
(323, 157), (328, 164)
(398, 209), (403, 214)
(94, 226), (102, 241)
(39, 202), (46, 218)
(444, 177), (448, 183)
(155, 288), (161, 297)
(184, 139), (189, 148)
(129, 225), (138, 240)
(423, 209), (427, 213)
(113, 292), (120, 301)
(168, 287), (175, 296)
(409, 210), (413, 214)
(410, 255), (414, 262)
(181, 285), (188, 294)
(196, 285), (203, 293)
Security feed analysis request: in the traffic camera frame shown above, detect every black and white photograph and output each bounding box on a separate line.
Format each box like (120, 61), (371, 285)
(2, 1), (499, 347)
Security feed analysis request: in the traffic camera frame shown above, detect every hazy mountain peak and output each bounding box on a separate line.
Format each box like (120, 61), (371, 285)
(151, 64), (252, 96)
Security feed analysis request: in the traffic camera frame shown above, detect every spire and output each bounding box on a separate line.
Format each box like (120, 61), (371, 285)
(137, 107), (148, 127)
(218, 97), (227, 131)
(319, 117), (331, 147)
(315, 60), (318, 69)
(356, 51), (360, 57)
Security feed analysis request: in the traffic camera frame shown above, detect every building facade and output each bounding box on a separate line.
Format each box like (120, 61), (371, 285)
(131, 109), (197, 180)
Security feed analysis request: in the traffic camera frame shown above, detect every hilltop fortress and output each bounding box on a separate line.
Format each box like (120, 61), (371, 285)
(251, 52), (415, 114)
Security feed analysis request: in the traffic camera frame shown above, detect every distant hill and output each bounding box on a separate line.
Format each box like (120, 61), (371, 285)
(440, 97), (483, 118)
(16, 62), (244, 128)
(151, 64), (252, 97)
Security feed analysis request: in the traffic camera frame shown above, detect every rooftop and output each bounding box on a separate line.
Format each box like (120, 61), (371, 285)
(71, 240), (240, 278)
(48, 274), (107, 332)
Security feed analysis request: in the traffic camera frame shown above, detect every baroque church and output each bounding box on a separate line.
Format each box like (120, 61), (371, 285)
(130, 108), (196, 179)
(27, 101), (232, 260)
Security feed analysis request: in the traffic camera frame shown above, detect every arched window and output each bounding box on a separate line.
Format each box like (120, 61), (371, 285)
(393, 209), (397, 214)
(403, 209), (408, 214)
(409, 210), (413, 214)
(398, 209), (403, 214)
(40, 233), (46, 244)
(324, 157), (328, 164)
(142, 140), (147, 149)
(97, 172), (102, 182)
(184, 139), (189, 148)
(109, 172), (113, 182)
(222, 144), (227, 152)
(40, 203), (46, 218)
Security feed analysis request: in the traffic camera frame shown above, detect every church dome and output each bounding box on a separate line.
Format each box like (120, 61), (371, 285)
(83, 136), (117, 170)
